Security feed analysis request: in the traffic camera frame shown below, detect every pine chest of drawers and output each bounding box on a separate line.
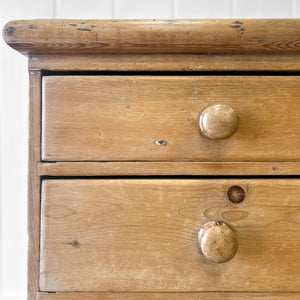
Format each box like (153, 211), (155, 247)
(3, 19), (300, 299)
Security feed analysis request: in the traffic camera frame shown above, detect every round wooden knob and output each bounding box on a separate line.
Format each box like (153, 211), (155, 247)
(198, 221), (238, 263)
(199, 104), (238, 139)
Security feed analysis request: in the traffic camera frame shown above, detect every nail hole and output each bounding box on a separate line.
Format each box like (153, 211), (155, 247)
(154, 140), (167, 146)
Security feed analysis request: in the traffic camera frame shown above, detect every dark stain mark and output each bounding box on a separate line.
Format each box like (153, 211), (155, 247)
(90, 25), (96, 28)
(78, 28), (91, 31)
(154, 140), (167, 146)
(230, 25), (241, 29)
(229, 21), (246, 37)
(69, 23), (78, 27)
(80, 22), (86, 24)
(29, 24), (37, 29)
(127, 105), (131, 109)
(227, 185), (245, 204)
(272, 166), (277, 171)
(5, 26), (15, 33)
(168, 20), (176, 24)
(186, 118), (191, 121)
(68, 240), (80, 248)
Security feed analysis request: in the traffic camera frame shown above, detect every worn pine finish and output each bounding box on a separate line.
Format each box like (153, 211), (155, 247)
(3, 19), (300, 55)
(37, 292), (300, 300)
(40, 179), (300, 292)
(3, 19), (300, 299)
(37, 161), (300, 176)
(43, 75), (300, 162)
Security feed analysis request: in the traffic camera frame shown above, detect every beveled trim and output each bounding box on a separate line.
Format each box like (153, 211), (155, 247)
(37, 161), (300, 176)
(28, 53), (300, 71)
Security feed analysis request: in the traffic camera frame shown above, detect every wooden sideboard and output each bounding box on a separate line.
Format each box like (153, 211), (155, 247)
(3, 19), (300, 299)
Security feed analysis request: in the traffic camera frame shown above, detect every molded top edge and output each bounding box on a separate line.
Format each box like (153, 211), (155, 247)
(3, 19), (300, 55)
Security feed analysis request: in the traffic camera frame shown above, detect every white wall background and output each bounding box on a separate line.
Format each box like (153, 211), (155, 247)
(0, 0), (299, 299)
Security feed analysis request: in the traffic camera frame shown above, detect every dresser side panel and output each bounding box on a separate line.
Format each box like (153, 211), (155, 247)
(28, 71), (42, 299)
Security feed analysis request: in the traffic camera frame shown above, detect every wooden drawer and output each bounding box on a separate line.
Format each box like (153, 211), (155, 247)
(40, 179), (300, 292)
(42, 76), (300, 162)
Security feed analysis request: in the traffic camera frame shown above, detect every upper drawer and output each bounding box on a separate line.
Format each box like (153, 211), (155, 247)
(42, 76), (300, 161)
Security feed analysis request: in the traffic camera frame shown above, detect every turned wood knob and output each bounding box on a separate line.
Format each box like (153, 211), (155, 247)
(199, 104), (238, 139)
(198, 221), (238, 263)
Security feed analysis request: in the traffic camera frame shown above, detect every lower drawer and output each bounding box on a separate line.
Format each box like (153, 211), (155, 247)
(40, 179), (300, 292)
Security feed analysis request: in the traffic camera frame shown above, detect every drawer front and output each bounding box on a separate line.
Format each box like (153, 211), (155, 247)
(40, 179), (300, 292)
(42, 76), (300, 162)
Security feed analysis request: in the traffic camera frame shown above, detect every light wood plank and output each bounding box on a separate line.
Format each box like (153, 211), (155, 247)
(40, 179), (300, 292)
(28, 54), (300, 71)
(37, 292), (300, 300)
(3, 19), (300, 55)
(28, 71), (42, 299)
(42, 76), (300, 162)
(37, 161), (300, 176)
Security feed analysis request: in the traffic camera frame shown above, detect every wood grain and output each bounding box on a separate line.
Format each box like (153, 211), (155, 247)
(3, 19), (300, 55)
(37, 292), (300, 300)
(42, 76), (300, 162)
(37, 161), (300, 176)
(40, 179), (300, 292)
(28, 71), (42, 299)
(28, 53), (300, 72)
